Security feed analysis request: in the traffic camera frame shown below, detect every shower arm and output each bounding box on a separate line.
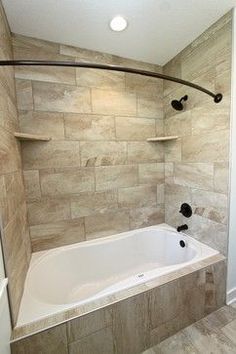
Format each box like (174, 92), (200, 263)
(0, 59), (223, 103)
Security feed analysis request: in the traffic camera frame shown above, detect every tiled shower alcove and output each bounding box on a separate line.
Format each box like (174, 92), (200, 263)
(0, 0), (232, 352)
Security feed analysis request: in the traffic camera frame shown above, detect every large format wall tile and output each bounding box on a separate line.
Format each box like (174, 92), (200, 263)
(214, 162), (229, 194)
(164, 140), (182, 162)
(68, 327), (114, 354)
(0, 83), (18, 131)
(129, 205), (165, 229)
(12, 33), (59, 55)
(128, 142), (164, 164)
(0, 176), (7, 226)
(165, 184), (192, 209)
(174, 163), (214, 190)
(80, 141), (127, 167)
(92, 88), (136, 116)
(33, 81), (92, 113)
(13, 39), (76, 85)
(19, 111), (65, 139)
(118, 185), (157, 208)
(85, 210), (130, 239)
(137, 95), (163, 118)
(27, 198), (71, 225)
(22, 141), (81, 170)
(11, 324), (68, 354)
(0, 127), (21, 174)
(191, 105), (229, 135)
(0, 3), (31, 325)
(138, 163), (164, 185)
(13, 34), (164, 250)
(60, 44), (114, 64)
(115, 116), (156, 141)
(30, 219), (85, 251)
(2, 204), (29, 321)
(12, 12), (231, 256)
(164, 111), (192, 137)
(189, 214), (228, 255)
(156, 119), (164, 136)
(95, 165), (138, 191)
(163, 12), (231, 256)
(191, 189), (228, 210)
(15, 79), (33, 110)
(4, 172), (25, 225)
(12, 35), (76, 85)
(76, 68), (125, 90)
(15, 61), (76, 86)
(64, 113), (116, 141)
(112, 292), (150, 354)
(149, 262), (226, 346)
(157, 184), (165, 204)
(40, 168), (95, 196)
(23, 170), (41, 201)
(67, 307), (112, 342)
(71, 190), (118, 218)
(182, 130), (229, 163)
(125, 73), (163, 96)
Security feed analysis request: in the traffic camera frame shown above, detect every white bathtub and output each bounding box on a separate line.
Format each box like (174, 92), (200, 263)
(17, 224), (219, 326)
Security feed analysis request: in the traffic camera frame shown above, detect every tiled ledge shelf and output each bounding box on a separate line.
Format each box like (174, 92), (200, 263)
(14, 132), (51, 141)
(147, 136), (179, 142)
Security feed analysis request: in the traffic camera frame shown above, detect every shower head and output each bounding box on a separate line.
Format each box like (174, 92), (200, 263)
(171, 95), (188, 111)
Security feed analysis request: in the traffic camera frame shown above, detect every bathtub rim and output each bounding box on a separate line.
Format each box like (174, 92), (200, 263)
(28, 223), (215, 274)
(21, 224), (217, 309)
(11, 224), (225, 342)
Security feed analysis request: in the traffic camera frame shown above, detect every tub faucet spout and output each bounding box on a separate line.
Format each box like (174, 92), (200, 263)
(177, 224), (188, 232)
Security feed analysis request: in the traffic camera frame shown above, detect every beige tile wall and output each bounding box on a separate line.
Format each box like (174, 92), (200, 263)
(12, 34), (165, 252)
(163, 12), (232, 255)
(0, 2), (31, 325)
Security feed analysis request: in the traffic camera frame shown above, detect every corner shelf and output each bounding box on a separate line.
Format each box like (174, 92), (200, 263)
(14, 132), (51, 141)
(147, 136), (179, 142)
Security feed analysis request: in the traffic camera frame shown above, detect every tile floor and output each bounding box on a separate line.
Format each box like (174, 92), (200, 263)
(143, 304), (236, 354)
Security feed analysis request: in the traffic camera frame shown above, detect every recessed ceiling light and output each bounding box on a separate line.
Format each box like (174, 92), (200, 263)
(110, 16), (128, 32)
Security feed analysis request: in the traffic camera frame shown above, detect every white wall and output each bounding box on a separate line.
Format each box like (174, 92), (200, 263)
(227, 7), (236, 305)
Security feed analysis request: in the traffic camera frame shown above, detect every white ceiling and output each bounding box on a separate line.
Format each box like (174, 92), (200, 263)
(2, 0), (236, 65)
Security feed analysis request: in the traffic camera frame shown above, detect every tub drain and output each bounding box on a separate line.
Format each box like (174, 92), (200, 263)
(179, 240), (186, 248)
(137, 274), (144, 278)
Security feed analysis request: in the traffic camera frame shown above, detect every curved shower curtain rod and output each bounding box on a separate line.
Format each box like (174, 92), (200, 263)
(0, 60), (223, 103)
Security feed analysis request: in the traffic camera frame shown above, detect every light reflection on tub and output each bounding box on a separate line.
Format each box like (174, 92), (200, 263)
(17, 224), (218, 326)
